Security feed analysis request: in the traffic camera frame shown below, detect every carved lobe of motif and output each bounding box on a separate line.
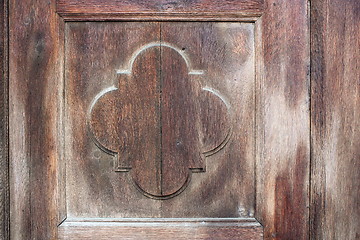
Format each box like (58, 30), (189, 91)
(88, 42), (232, 200)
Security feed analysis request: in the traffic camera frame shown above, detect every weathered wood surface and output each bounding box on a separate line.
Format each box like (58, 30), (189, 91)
(65, 22), (256, 219)
(0, 0), (9, 239)
(65, 22), (162, 218)
(310, 0), (360, 239)
(256, 0), (310, 239)
(159, 22), (256, 218)
(9, 0), (65, 238)
(6, 0), (360, 239)
(56, 0), (264, 21)
(58, 218), (263, 240)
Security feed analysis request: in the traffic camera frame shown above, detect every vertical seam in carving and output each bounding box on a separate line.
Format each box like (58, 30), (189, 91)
(309, 1), (314, 238)
(92, 34), (229, 200)
(159, 23), (163, 196)
(116, 42), (203, 75)
(309, 0), (315, 237)
(323, 0), (329, 234)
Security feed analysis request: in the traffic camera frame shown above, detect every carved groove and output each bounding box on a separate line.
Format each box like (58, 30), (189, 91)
(88, 42), (232, 200)
(116, 42), (204, 75)
(201, 86), (233, 157)
(87, 86), (118, 156)
(132, 171), (192, 200)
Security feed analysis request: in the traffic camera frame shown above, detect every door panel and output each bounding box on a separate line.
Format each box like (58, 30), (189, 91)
(65, 22), (256, 220)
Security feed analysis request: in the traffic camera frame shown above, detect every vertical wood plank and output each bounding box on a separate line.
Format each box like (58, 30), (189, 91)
(9, 0), (64, 239)
(161, 22), (256, 218)
(90, 46), (162, 197)
(256, 0), (310, 239)
(65, 22), (162, 218)
(0, 0), (9, 239)
(160, 46), (195, 197)
(311, 0), (360, 239)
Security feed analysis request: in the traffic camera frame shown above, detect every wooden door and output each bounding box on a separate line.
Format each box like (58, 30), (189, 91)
(61, 21), (260, 239)
(6, 0), (312, 239)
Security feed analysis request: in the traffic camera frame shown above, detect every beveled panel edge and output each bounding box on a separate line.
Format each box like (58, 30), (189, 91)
(61, 217), (262, 225)
(57, 13), (262, 22)
(56, 0), (264, 21)
(58, 218), (263, 240)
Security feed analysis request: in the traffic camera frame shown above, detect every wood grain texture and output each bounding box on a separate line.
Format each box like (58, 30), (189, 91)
(9, 0), (65, 238)
(0, 0), (9, 239)
(88, 42), (231, 199)
(160, 43), (231, 198)
(160, 22), (256, 218)
(310, 0), (360, 239)
(65, 22), (256, 219)
(90, 46), (162, 198)
(58, 218), (263, 240)
(65, 22), (162, 218)
(56, 0), (264, 21)
(255, 0), (310, 239)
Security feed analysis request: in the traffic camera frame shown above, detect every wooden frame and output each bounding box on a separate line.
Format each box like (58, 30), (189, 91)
(2, 0), (358, 239)
(56, 0), (264, 21)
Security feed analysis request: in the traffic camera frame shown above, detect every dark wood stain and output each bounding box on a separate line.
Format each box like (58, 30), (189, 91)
(273, 144), (308, 239)
(0, 0), (9, 239)
(310, 1), (327, 239)
(311, 0), (360, 239)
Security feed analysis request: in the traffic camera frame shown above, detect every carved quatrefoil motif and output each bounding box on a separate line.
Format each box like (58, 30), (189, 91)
(88, 42), (232, 200)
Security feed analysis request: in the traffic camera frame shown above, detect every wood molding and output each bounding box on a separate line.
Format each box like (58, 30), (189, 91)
(58, 218), (263, 239)
(56, 0), (264, 21)
(0, 0), (9, 238)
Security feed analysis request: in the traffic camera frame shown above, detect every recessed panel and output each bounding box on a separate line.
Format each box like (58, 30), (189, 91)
(65, 22), (255, 218)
